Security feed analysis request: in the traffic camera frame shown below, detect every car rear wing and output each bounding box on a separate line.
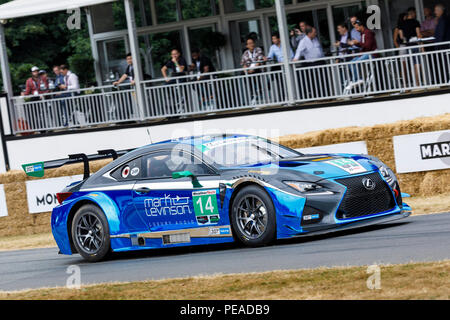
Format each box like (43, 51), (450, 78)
(22, 149), (135, 179)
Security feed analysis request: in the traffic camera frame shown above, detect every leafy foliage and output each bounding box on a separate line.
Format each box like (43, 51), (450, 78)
(0, 0), (95, 94)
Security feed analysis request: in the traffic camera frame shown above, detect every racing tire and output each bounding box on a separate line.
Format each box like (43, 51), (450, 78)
(230, 185), (276, 247)
(71, 204), (111, 262)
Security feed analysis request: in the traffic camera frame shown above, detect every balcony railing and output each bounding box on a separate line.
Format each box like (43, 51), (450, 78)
(11, 85), (139, 134)
(141, 63), (287, 120)
(8, 41), (450, 135)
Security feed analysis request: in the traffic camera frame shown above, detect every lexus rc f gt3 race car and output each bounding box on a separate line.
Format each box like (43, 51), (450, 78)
(24, 134), (411, 262)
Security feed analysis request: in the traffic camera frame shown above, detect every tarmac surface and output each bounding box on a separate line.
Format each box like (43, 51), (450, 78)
(0, 212), (449, 291)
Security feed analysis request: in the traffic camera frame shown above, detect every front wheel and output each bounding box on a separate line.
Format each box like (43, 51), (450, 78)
(71, 204), (110, 262)
(231, 185), (277, 247)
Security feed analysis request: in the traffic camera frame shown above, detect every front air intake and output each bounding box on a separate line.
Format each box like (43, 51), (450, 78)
(335, 173), (396, 220)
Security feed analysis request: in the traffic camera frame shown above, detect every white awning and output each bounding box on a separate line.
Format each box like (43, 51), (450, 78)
(0, 0), (117, 20)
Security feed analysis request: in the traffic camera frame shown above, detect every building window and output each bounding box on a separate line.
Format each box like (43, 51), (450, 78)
(181, 0), (219, 20)
(155, 0), (179, 24)
(223, 0), (293, 13)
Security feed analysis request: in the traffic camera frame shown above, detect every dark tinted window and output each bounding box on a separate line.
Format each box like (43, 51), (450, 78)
(142, 150), (214, 179)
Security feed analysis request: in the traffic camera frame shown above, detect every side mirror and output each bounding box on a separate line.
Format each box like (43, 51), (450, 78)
(172, 171), (203, 188)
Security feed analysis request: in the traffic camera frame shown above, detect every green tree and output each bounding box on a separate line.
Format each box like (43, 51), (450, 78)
(0, 0), (95, 95)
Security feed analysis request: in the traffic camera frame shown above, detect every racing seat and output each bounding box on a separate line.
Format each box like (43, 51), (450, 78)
(148, 159), (173, 178)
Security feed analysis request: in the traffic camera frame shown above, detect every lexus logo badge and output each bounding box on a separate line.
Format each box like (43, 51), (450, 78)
(362, 178), (376, 190)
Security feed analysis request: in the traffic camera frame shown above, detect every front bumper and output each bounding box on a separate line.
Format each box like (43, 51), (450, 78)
(269, 171), (411, 239)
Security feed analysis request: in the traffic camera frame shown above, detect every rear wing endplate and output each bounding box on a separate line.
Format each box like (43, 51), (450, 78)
(21, 149), (134, 179)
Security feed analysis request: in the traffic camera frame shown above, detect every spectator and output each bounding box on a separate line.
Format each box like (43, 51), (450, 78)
(265, 31), (294, 63)
(162, 49), (188, 84)
(240, 37), (264, 74)
(350, 16), (362, 53)
(433, 4), (450, 82)
(38, 70), (50, 93)
(293, 27), (324, 62)
(58, 65), (80, 127)
(399, 7), (422, 44)
(434, 4), (449, 45)
(349, 20), (377, 53)
(421, 7), (438, 37)
(52, 65), (64, 90)
(22, 66), (48, 98)
(189, 48), (215, 80)
(399, 7), (423, 86)
(113, 53), (135, 86)
(335, 23), (351, 59)
(290, 21), (309, 50)
(59, 64), (80, 92)
(393, 13), (407, 49)
(348, 21), (377, 81)
(265, 32), (293, 100)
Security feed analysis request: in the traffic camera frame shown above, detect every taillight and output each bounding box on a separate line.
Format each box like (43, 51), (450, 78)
(56, 192), (73, 204)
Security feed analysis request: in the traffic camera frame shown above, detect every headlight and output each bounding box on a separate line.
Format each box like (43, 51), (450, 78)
(284, 181), (323, 193)
(379, 166), (394, 183)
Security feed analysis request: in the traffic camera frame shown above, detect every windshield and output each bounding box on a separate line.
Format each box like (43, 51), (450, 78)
(198, 137), (302, 167)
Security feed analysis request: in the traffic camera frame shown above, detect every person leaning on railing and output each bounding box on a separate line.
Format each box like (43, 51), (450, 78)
(113, 53), (135, 87)
(347, 20), (378, 82)
(58, 64), (80, 127)
(188, 48), (216, 81)
(240, 36), (265, 105)
(292, 27), (324, 64)
(334, 23), (352, 62)
(21, 66), (49, 100)
(240, 37), (265, 74)
(162, 49), (188, 84)
(399, 7), (423, 87)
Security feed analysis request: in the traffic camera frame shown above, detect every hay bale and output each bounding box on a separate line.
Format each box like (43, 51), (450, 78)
(277, 113), (450, 198)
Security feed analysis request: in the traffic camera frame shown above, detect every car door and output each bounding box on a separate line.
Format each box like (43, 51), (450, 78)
(132, 149), (223, 232)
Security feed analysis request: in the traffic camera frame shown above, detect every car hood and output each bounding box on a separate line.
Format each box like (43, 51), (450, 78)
(237, 153), (379, 181)
(277, 153), (379, 179)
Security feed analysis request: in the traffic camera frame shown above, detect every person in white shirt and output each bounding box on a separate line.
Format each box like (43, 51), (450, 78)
(293, 27), (324, 62)
(59, 64), (81, 127)
(59, 65), (80, 92)
(293, 28), (327, 99)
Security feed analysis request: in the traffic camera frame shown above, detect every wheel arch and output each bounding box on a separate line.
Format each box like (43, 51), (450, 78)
(66, 193), (120, 253)
(228, 179), (276, 223)
(67, 200), (102, 253)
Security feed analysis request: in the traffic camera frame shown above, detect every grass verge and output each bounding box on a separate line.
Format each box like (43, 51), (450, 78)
(0, 260), (449, 300)
(0, 233), (55, 251)
(405, 194), (450, 216)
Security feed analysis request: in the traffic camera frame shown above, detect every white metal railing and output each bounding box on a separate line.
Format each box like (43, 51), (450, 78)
(291, 41), (450, 102)
(141, 62), (287, 119)
(8, 41), (450, 135)
(11, 84), (139, 133)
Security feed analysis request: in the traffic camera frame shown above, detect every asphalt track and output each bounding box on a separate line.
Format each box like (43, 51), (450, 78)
(0, 212), (449, 291)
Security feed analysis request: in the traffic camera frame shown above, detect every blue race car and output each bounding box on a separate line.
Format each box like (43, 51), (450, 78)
(24, 134), (411, 262)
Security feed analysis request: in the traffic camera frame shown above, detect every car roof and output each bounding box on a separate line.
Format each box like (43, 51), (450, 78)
(150, 133), (255, 147)
(90, 134), (256, 179)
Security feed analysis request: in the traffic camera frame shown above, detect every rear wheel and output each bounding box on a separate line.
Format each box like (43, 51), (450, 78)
(71, 204), (110, 262)
(231, 185), (276, 246)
